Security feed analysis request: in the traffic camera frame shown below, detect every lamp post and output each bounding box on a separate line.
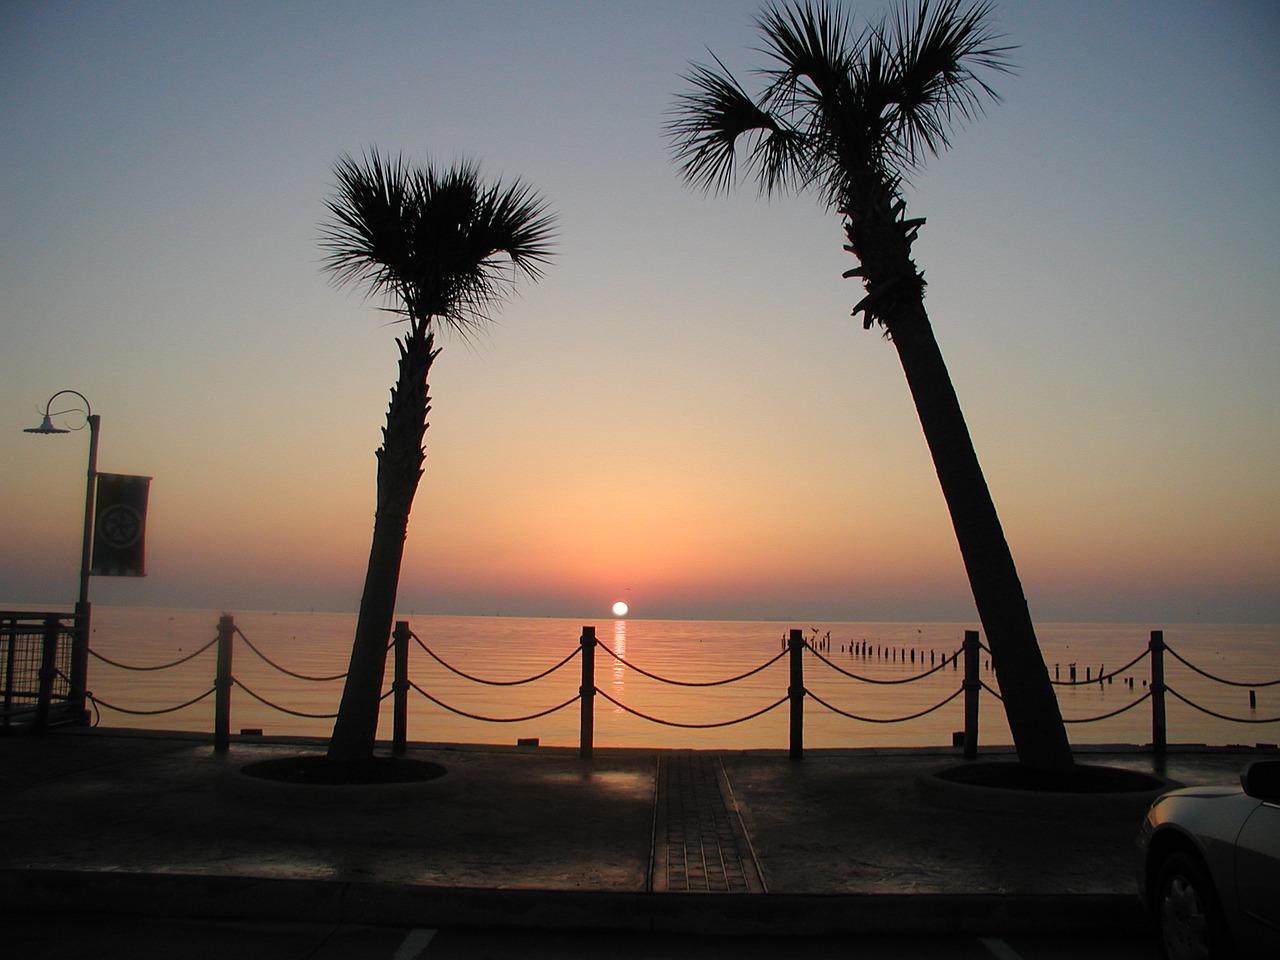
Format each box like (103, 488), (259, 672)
(25, 389), (99, 720)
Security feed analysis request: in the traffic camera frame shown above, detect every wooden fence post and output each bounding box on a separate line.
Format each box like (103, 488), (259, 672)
(963, 630), (980, 760)
(214, 615), (234, 752)
(393, 620), (410, 756)
(1150, 630), (1166, 757)
(789, 628), (804, 761)
(580, 626), (596, 759)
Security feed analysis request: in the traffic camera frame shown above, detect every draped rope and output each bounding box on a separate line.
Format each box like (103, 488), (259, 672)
(1063, 691), (1153, 724)
(594, 686), (788, 728)
(806, 686), (964, 724)
(86, 636), (218, 671)
(1166, 686), (1280, 724)
(85, 686), (216, 715)
(411, 631), (580, 686)
(600, 647), (786, 687)
(232, 678), (340, 719)
(409, 680), (579, 723)
(235, 627), (346, 682)
(1165, 644), (1280, 688)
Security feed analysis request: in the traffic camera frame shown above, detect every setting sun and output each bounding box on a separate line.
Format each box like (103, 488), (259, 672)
(612, 600), (629, 617)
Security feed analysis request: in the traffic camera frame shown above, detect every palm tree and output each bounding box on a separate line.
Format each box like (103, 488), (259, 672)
(319, 150), (556, 763)
(668, 0), (1073, 771)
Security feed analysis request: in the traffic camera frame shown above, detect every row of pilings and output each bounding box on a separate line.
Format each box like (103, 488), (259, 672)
(782, 631), (1143, 689)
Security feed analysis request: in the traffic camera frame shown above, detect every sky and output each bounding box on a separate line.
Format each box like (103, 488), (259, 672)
(2, 0), (1277, 624)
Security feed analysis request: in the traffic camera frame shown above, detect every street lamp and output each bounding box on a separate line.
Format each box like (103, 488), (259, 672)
(24, 389), (99, 718)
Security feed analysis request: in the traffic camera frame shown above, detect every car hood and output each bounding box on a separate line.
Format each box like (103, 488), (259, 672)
(1155, 785), (1240, 802)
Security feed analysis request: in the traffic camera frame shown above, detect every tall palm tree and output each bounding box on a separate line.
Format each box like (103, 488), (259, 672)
(669, 0), (1073, 771)
(319, 150), (556, 762)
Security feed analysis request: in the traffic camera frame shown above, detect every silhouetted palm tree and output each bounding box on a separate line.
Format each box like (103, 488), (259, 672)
(320, 150), (555, 762)
(669, 0), (1072, 771)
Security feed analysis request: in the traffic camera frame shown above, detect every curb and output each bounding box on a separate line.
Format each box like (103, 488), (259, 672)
(2, 869), (1146, 935)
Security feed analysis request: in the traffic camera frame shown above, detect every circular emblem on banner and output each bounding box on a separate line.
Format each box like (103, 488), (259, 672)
(98, 504), (143, 549)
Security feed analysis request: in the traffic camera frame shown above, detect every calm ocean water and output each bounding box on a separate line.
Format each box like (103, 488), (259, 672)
(73, 607), (1279, 751)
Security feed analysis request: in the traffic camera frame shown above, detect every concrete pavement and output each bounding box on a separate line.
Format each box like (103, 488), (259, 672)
(0, 727), (1266, 934)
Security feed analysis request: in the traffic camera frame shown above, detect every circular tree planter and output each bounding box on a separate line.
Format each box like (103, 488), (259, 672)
(225, 754), (448, 804)
(918, 761), (1176, 818)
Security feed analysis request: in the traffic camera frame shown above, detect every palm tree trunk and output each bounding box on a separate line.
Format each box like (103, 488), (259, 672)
(328, 328), (438, 762)
(844, 194), (1073, 773)
(889, 302), (1074, 772)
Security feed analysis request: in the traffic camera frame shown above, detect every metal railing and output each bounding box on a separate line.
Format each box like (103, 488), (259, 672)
(64, 618), (1280, 758)
(1, 611), (83, 731)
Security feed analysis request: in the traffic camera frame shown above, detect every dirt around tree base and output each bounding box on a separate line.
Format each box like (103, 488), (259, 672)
(935, 761), (1165, 794)
(240, 754), (446, 786)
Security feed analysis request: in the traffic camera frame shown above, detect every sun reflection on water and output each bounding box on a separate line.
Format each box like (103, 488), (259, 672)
(610, 618), (626, 711)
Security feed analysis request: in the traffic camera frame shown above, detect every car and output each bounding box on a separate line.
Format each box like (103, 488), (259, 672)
(1137, 758), (1280, 959)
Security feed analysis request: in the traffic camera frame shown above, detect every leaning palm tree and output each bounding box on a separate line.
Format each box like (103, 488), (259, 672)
(319, 150), (556, 763)
(669, 0), (1072, 771)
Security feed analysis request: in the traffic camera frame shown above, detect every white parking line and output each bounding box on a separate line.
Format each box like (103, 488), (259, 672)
(980, 937), (1025, 960)
(393, 928), (438, 959)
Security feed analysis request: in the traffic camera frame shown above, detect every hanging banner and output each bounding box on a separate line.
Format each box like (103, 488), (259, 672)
(91, 473), (151, 577)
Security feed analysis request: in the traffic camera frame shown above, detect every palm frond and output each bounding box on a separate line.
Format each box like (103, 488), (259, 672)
(878, 0), (1015, 168)
(423, 171), (557, 339)
(319, 151), (415, 297)
(667, 55), (793, 196)
(667, 0), (1013, 209)
(478, 178), (558, 282)
(755, 3), (891, 205)
(319, 148), (556, 341)
(756, 0), (854, 109)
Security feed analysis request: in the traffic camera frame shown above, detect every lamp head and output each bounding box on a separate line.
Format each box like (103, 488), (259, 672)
(24, 414), (70, 435)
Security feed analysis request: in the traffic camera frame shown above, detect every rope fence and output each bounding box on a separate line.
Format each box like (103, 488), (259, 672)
(971, 629), (1278, 756)
(15, 612), (1275, 758)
